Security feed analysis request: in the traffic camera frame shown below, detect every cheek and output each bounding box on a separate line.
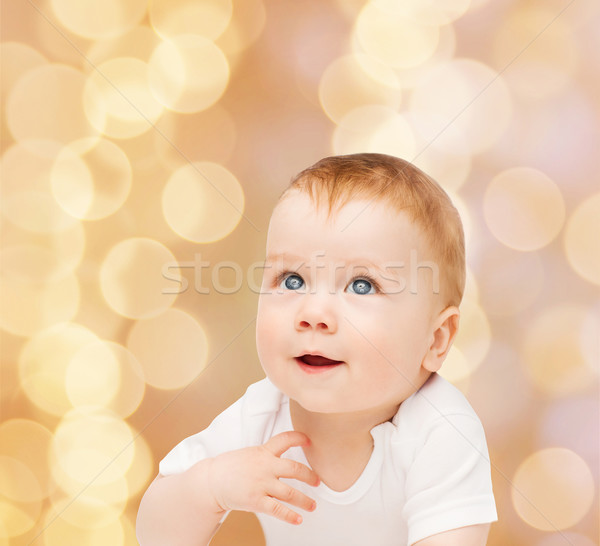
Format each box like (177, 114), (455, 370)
(255, 315), (270, 357)
(350, 313), (424, 366)
(256, 300), (283, 357)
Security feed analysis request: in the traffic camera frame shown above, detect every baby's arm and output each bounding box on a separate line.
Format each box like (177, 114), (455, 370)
(413, 522), (491, 545)
(136, 431), (319, 546)
(136, 459), (223, 546)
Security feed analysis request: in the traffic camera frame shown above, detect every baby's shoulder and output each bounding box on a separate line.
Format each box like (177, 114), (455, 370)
(238, 377), (288, 444)
(159, 377), (285, 475)
(242, 377), (285, 413)
(391, 373), (482, 437)
(383, 375), (487, 473)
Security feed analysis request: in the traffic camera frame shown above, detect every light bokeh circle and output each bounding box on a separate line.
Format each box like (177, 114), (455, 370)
(162, 162), (245, 243)
(409, 59), (512, 153)
(0, 222), (85, 283)
(408, 109), (471, 186)
(452, 299), (491, 373)
(371, 0), (471, 26)
(333, 105), (394, 155)
(511, 448), (594, 530)
(0, 243), (61, 282)
(319, 54), (401, 125)
(0, 272), (80, 337)
(0, 494), (41, 538)
(564, 193), (600, 285)
(100, 238), (180, 319)
(49, 0), (146, 40)
(374, 21), (457, 91)
(18, 323), (99, 416)
(148, 35), (230, 113)
(462, 267), (480, 305)
(333, 105), (416, 158)
(0, 143), (80, 234)
(65, 340), (145, 417)
(355, 2), (440, 69)
(523, 305), (597, 396)
(0, 42), (47, 106)
(49, 470), (129, 507)
(149, 0), (233, 41)
(50, 138), (132, 220)
(368, 113), (418, 159)
(1, 190), (79, 235)
(0, 456), (41, 504)
(6, 65), (100, 150)
(87, 26), (161, 65)
(50, 407), (134, 488)
(42, 502), (124, 544)
(411, 145), (471, 192)
(124, 433), (154, 498)
(581, 303), (599, 375)
(216, 0), (266, 56)
(127, 308), (209, 390)
(0, 420), (54, 502)
(484, 167), (565, 251)
(438, 346), (471, 390)
(83, 57), (164, 139)
(66, 341), (119, 409)
(539, 397), (599, 477)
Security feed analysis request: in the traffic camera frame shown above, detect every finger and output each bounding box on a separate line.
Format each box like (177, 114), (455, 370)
(263, 431), (311, 457)
(276, 458), (320, 487)
(268, 481), (317, 513)
(260, 495), (304, 525)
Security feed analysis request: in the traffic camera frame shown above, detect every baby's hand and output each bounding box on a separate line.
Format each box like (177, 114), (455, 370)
(207, 431), (320, 525)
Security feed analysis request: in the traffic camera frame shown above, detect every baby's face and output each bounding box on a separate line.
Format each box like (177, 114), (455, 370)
(256, 191), (440, 415)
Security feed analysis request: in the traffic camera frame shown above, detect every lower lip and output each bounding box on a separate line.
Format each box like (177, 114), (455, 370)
(294, 358), (343, 374)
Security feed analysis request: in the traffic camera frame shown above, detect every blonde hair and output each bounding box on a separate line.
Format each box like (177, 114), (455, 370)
(281, 153), (465, 307)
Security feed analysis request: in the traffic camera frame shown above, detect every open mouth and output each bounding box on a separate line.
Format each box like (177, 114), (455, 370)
(295, 354), (344, 373)
(298, 354), (342, 366)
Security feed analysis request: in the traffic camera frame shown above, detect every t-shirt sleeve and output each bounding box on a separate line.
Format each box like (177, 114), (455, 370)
(402, 412), (498, 545)
(159, 378), (282, 476)
(158, 395), (245, 476)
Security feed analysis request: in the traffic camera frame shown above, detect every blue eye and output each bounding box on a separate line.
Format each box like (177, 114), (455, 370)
(348, 278), (375, 295)
(282, 274), (304, 291)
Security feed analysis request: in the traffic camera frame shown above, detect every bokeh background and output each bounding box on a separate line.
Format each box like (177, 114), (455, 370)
(1, 0), (598, 544)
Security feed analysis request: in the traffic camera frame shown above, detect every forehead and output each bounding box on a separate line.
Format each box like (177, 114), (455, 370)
(266, 191), (427, 260)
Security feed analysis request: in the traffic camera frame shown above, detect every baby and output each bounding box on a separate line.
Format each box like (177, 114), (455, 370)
(137, 153), (497, 545)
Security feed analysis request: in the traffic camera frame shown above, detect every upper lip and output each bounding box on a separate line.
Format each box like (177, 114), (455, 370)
(295, 352), (344, 363)
(297, 351), (331, 358)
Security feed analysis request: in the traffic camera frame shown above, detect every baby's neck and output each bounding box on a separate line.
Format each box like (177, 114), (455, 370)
(289, 400), (399, 491)
(289, 399), (398, 450)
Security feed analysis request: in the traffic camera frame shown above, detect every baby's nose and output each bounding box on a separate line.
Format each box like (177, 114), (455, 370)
(294, 295), (338, 334)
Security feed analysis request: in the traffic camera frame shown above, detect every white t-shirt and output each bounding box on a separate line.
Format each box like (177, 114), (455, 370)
(159, 373), (497, 545)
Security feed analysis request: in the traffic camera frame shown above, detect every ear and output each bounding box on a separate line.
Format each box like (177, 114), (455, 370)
(421, 306), (460, 373)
